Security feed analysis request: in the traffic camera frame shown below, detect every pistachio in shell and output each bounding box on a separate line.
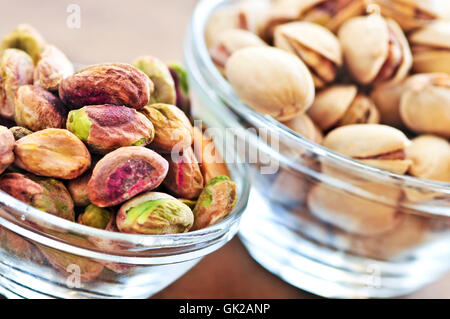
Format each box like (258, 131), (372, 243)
(338, 14), (412, 85)
(9, 126), (32, 140)
(0, 48), (34, 119)
(33, 44), (74, 91)
(0, 125), (15, 174)
(88, 146), (168, 207)
(406, 135), (450, 183)
(67, 104), (154, 154)
(226, 46), (315, 121)
(0, 24), (46, 63)
(78, 204), (114, 230)
(0, 173), (75, 221)
(141, 103), (193, 153)
(116, 192), (194, 234)
(67, 170), (92, 207)
(274, 21), (342, 88)
(14, 84), (67, 131)
(59, 63), (153, 110)
(163, 147), (204, 200)
(192, 176), (237, 231)
(192, 126), (231, 184)
(323, 124), (412, 175)
(282, 113), (323, 144)
(14, 128), (91, 179)
(399, 73), (450, 138)
(133, 56), (176, 105)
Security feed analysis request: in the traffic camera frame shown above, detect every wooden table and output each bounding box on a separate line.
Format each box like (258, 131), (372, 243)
(1, 0), (449, 299)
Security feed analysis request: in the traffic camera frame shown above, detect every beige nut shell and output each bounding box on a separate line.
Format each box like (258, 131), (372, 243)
(226, 46), (315, 121)
(282, 113), (323, 144)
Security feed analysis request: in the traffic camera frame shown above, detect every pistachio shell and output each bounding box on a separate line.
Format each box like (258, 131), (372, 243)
(14, 85), (67, 131)
(409, 20), (450, 49)
(282, 113), (323, 143)
(226, 46), (315, 121)
(338, 94), (380, 126)
(116, 192), (193, 234)
(0, 125), (14, 174)
(411, 50), (450, 75)
(9, 126), (32, 141)
(0, 49), (34, 119)
(0, 24), (46, 63)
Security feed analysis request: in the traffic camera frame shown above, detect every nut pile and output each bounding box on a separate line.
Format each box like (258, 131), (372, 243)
(0, 24), (238, 237)
(207, 0), (450, 184)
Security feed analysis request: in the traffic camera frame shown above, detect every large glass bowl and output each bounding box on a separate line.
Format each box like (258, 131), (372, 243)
(185, 0), (450, 298)
(0, 96), (250, 299)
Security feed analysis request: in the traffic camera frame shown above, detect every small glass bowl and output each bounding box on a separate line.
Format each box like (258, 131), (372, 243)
(185, 0), (450, 298)
(0, 98), (250, 299)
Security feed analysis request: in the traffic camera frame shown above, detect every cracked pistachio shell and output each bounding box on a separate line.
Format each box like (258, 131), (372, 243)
(117, 192), (194, 234)
(0, 48), (34, 119)
(323, 124), (411, 174)
(226, 46), (315, 121)
(406, 135), (450, 183)
(133, 56), (176, 105)
(282, 113), (323, 144)
(0, 24), (46, 63)
(0, 173), (75, 221)
(14, 128), (91, 179)
(67, 170), (92, 207)
(67, 105), (154, 154)
(9, 126), (32, 140)
(34, 45), (74, 91)
(192, 127), (231, 184)
(274, 21), (342, 88)
(338, 15), (412, 85)
(338, 94), (380, 127)
(88, 146), (168, 207)
(14, 85), (67, 131)
(59, 63), (153, 110)
(192, 176), (237, 231)
(78, 204), (114, 230)
(0, 126), (14, 174)
(163, 147), (204, 200)
(307, 183), (405, 236)
(141, 103), (193, 153)
(399, 73), (450, 138)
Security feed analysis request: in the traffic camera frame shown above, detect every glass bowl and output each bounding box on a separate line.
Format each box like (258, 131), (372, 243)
(0, 96), (250, 299)
(185, 0), (450, 298)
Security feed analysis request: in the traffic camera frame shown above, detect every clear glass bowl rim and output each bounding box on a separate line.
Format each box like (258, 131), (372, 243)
(188, 0), (450, 198)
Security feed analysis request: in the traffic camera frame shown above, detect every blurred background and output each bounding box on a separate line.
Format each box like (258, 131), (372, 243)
(1, 0), (449, 298)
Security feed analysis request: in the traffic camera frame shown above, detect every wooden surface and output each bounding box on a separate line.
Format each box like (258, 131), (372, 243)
(1, 0), (449, 299)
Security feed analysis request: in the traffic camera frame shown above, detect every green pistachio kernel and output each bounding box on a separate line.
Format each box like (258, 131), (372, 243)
(78, 204), (113, 229)
(67, 108), (92, 142)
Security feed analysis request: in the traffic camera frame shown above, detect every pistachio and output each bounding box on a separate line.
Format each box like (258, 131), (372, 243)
(9, 126), (32, 140)
(307, 183), (405, 236)
(163, 147), (204, 200)
(0, 24), (46, 63)
(408, 20), (450, 75)
(0, 125), (14, 174)
(192, 176), (237, 231)
(67, 170), (92, 207)
(323, 124), (411, 174)
(116, 192), (194, 234)
(399, 73), (450, 138)
(178, 199), (197, 210)
(78, 204), (114, 229)
(406, 135), (450, 183)
(209, 29), (267, 74)
(88, 146), (168, 207)
(0, 48), (34, 119)
(33, 45), (74, 91)
(337, 94), (380, 127)
(14, 128), (91, 179)
(282, 113), (323, 143)
(133, 56), (176, 105)
(226, 46), (315, 121)
(274, 21), (342, 88)
(141, 103), (193, 153)
(67, 104), (154, 154)
(0, 173), (75, 221)
(14, 85), (67, 131)
(167, 63), (191, 117)
(338, 14), (412, 85)
(59, 63), (153, 110)
(0, 226), (45, 264)
(193, 126), (231, 183)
